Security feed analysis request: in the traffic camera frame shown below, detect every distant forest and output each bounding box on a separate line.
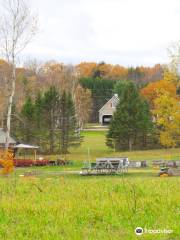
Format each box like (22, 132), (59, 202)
(1, 60), (180, 152)
(0, 60), (164, 123)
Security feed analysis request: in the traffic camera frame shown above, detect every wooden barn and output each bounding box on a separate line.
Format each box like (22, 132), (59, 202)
(99, 94), (119, 125)
(0, 128), (16, 148)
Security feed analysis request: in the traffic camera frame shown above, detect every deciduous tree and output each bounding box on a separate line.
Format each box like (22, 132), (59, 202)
(0, 0), (37, 148)
(74, 84), (92, 129)
(153, 93), (180, 147)
(141, 80), (177, 108)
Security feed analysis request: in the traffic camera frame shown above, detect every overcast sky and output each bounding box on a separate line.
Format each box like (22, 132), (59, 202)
(5, 0), (180, 66)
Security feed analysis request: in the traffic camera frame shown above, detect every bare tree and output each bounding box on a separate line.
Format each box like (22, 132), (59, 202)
(0, 0), (38, 148)
(168, 42), (180, 69)
(75, 84), (92, 129)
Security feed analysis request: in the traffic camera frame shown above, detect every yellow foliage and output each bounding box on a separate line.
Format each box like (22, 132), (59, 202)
(141, 79), (177, 108)
(153, 93), (180, 147)
(160, 131), (177, 148)
(164, 70), (180, 88)
(0, 149), (14, 174)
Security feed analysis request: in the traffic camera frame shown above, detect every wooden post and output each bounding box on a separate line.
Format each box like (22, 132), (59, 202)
(88, 148), (91, 168)
(34, 149), (37, 161)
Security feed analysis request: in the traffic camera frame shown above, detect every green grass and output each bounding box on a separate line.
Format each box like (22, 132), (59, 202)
(59, 131), (180, 163)
(0, 130), (180, 239)
(0, 173), (179, 240)
(18, 130), (180, 172)
(19, 131), (180, 166)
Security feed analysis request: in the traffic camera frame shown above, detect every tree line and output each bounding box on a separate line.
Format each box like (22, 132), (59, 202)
(1, 59), (180, 153)
(0, 60), (165, 126)
(106, 71), (180, 151)
(12, 87), (81, 154)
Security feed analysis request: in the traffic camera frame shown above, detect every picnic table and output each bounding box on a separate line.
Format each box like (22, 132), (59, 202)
(81, 157), (129, 175)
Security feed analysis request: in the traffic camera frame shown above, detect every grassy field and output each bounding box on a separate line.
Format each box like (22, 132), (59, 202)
(0, 174), (179, 240)
(47, 130), (180, 163)
(19, 130), (180, 172)
(19, 131), (180, 166)
(0, 130), (180, 239)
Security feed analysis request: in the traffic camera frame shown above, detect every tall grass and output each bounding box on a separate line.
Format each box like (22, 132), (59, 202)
(0, 174), (179, 239)
(1, 130), (179, 239)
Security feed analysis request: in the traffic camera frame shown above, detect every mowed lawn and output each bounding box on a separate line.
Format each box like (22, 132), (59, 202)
(0, 130), (180, 239)
(66, 130), (180, 163)
(20, 130), (180, 166)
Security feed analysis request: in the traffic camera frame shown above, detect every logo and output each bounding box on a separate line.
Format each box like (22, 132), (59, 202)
(135, 227), (143, 236)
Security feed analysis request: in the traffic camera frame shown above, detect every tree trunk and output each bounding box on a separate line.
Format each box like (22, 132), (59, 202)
(143, 132), (147, 148)
(49, 109), (55, 153)
(1, 113), (4, 128)
(129, 137), (132, 152)
(5, 63), (16, 149)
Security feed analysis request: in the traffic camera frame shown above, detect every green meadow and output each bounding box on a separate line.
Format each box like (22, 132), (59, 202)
(49, 130), (180, 163)
(0, 175), (179, 240)
(0, 130), (180, 239)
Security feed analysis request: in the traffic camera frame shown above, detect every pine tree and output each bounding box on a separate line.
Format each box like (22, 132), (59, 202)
(21, 96), (35, 143)
(42, 86), (60, 153)
(114, 80), (129, 99)
(80, 77), (114, 122)
(106, 82), (152, 151)
(34, 92), (43, 128)
(59, 91), (80, 154)
(34, 92), (44, 146)
(17, 87), (81, 154)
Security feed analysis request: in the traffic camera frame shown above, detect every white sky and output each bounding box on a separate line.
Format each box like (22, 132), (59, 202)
(4, 0), (180, 66)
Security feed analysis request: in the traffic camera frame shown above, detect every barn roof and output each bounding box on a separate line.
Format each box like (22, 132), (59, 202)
(99, 94), (119, 112)
(0, 128), (16, 144)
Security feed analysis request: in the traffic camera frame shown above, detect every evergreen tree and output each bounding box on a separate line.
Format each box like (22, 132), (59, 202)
(42, 86), (60, 153)
(34, 92), (43, 128)
(16, 86), (81, 154)
(21, 96), (35, 143)
(59, 91), (80, 154)
(114, 80), (129, 98)
(80, 77), (115, 122)
(34, 92), (44, 146)
(106, 82), (153, 151)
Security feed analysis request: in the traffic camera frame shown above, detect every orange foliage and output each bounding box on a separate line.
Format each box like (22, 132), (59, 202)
(0, 149), (14, 174)
(108, 65), (128, 80)
(76, 62), (129, 80)
(76, 62), (97, 77)
(141, 80), (177, 107)
(95, 63), (112, 77)
(43, 62), (64, 74)
(0, 59), (9, 66)
(76, 62), (163, 82)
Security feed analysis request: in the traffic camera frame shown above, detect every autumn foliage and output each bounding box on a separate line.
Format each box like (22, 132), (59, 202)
(141, 79), (177, 107)
(0, 149), (14, 174)
(141, 75), (180, 148)
(153, 93), (180, 147)
(1, 58), (179, 151)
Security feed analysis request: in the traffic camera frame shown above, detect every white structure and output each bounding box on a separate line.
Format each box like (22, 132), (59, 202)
(99, 94), (119, 125)
(0, 128), (16, 148)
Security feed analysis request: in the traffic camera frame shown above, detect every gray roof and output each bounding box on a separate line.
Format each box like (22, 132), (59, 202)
(99, 94), (119, 112)
(0, 128), (16, 144)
